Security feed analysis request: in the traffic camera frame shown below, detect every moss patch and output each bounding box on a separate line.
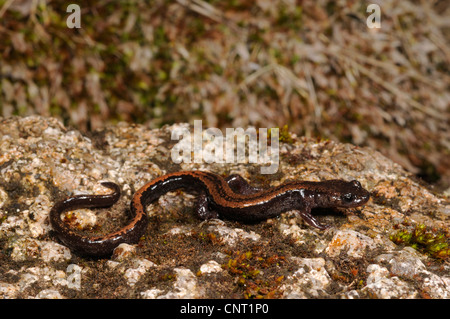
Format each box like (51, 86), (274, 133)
(390, 223), (450, 260)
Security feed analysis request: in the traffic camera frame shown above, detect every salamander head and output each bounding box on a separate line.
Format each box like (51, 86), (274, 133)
(316, 179), (371, 208)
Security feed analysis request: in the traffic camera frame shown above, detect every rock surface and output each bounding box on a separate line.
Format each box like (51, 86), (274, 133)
(0, 116), (449, 299)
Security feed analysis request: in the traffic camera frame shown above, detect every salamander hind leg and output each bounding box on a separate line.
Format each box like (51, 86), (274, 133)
(225, 174), (263, 195)
(194, 192), (219, 220)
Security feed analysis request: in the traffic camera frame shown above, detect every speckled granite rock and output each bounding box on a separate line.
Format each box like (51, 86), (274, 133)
(0, 116), (449, 299)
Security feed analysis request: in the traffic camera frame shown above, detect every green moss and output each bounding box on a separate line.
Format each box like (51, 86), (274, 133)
(390, 223), (450, 259)
(222, 249), (286, 299)
(268, 125), (294, 144)
(159, 272), (177, 282)
(276, 5), (303, 31)
(191, 231), (223, 245)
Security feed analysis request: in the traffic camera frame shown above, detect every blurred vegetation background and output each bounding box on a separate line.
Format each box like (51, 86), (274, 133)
(0, 0), (449, 190)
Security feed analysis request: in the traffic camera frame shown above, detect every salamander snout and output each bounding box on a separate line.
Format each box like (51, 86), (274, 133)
(340, 180), (370, 207)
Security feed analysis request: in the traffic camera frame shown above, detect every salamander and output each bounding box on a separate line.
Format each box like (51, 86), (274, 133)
(49, 171), (370, 256)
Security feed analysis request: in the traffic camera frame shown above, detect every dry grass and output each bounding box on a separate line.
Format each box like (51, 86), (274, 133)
(0, 0), (449, 188)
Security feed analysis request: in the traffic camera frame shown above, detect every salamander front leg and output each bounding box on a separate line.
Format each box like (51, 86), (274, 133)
(194, 192), (219, 220)
(298, 209), (330, 230)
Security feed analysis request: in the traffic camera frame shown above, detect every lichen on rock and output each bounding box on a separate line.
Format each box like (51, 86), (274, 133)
(0, 116), (448, 299)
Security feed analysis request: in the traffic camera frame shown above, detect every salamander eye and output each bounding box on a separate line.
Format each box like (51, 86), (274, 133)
(342, 193), (353, 203)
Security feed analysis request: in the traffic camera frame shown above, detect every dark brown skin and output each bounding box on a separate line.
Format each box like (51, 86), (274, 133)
(50, 171), (370, 256)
